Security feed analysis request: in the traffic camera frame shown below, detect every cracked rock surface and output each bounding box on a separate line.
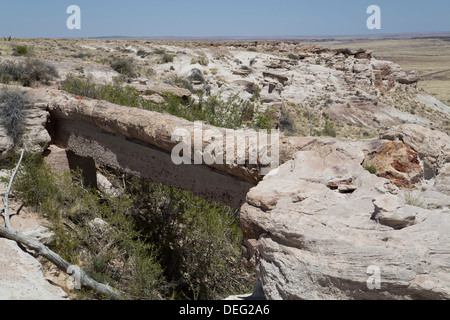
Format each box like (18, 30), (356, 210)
(241, 125), (450, 300)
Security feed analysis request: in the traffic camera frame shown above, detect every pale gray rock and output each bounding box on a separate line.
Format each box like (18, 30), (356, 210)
(241, 128), (450, 300)
(23, 226), (55, 246)
(0, 239), (67, 300)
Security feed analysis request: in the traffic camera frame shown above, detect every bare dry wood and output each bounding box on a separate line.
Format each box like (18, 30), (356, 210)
(3, 149), (24, 230)
(0, 150), (122, 300)
(0, 225), (122, 299)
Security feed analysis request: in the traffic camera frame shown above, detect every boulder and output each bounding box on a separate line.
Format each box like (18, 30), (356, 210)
(232, 80), (259, 94)
(365, 140), (423, 188)
(380, 124), (450, 179)
(241, 128), (450, 300)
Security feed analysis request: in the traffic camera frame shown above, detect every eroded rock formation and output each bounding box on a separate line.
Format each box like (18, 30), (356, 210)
(241, 124), (450, 300)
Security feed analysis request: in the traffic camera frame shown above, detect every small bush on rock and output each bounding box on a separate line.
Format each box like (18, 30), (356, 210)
(0, 87), (28, 143)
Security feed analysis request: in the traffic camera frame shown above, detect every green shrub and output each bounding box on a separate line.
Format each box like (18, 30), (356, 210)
(12, 45), (28, 56)
(62, 76), (273, 131)
(163, 74), (194, 92)
(0, 87), (28, 143)
(190, 56), (209, 66)
(279, 108), (297, 134)
(153, 48), (166, 55)
(61, 75), (141, 107)
(321, 120), (337, 137)
(110, 57), (139, 78)
(136, 49), (150, 58)
(124, 176), (256, 300)
(11, 155), (255, 300)
(12, 156), (166, 299)
(287, 53), (300, 60)
(363, 159), (377, 174)
(71, 52), (92, 59)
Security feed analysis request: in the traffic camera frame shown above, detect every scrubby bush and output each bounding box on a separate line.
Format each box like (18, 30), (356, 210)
(12, 45), (28, 56)
(161, 53), (174, 64)
(163, 74), (194, 92)
(61, 75), (141, 107)
(0, 87), (28, 143)
(404, 191), (426, 208)
(160, 93), (272, 130)
(363, 159), (377, 174)
(13, 156), (166, 299)
(190, 56), (209, 66)
(71, 52), (92, 59)
(0, 59), (58, 87)
(187, 68), (205, 83)
(279, 108), (297, 134)
(125, 176), (255, 300)
(62, 76), (274, 131)
(136, 49), (151, 58)
(153, 48), (166, 55)
(321, 120), (337, 137)
(110, 57), (139, 78)
(287, 53), (300, 60)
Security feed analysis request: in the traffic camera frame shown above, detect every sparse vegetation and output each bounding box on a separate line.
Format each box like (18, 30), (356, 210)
(72, 52), (92, 59)
(187, 68), (205, 83)
(161, 53), (174, 64)
(62, 76), (274, 131)
(12, 45), (28, 56)
(190, 56), (209, 66)
(61, 75), (141, 107)
(161, 93), (273, 130)
(363, 159), (377, 174)
(163, 74), (194, 92)
(404, 191), (426, 208)
(137, 49), (151, 58)
(279, 108), (297, 134)
(321, 120), (337, 137)
(110, 57), (139, 78)
(11, 155), (255, 300)
(0, 59), (58, 87)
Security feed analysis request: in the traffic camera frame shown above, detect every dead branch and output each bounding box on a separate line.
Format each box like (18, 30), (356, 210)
(0, 150), (122, 300)
(0, 225), (122, 299)
(3, 149), (24, 230)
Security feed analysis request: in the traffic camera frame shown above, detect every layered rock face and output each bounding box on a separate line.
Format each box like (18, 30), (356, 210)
(241, 124), (450, 300)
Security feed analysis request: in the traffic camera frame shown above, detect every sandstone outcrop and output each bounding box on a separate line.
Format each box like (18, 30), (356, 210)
(240, 126), (450, 300)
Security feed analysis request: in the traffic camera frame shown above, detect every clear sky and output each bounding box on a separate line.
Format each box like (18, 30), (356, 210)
(0, 0), (449, 38)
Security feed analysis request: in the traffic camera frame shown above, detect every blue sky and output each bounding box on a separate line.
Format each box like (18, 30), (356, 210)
(0, 0), (449, 38)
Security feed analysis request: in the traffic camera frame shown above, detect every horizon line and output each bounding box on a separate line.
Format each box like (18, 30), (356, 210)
(4, 31), (450, 41)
